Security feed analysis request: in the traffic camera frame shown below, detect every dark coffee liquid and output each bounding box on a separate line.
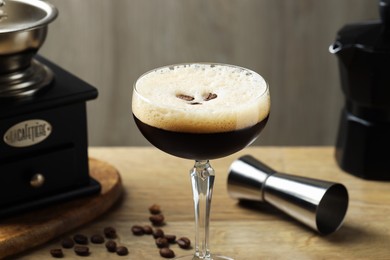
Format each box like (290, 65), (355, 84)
(133, 115), (269, 160)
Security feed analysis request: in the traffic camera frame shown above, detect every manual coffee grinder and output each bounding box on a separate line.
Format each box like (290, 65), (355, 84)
(0, 0), (100, 217)
(330, 0), (390, 180)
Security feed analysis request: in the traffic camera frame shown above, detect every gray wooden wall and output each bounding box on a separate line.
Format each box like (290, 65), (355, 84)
(40, 0), (378, 146)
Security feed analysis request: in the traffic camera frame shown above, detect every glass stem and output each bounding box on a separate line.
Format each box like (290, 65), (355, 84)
(190, 160), (215, 259)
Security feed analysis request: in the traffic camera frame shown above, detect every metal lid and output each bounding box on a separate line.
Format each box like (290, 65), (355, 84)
(331, 0), (390, 53)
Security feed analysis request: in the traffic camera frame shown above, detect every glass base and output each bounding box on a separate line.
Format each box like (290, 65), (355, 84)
(174, 254), (234, 260)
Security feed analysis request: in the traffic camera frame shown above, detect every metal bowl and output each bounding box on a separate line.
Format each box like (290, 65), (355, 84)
(0, 0), (58, 73)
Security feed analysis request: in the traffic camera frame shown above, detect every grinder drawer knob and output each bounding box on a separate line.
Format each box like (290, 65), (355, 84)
(30, 173), (45, 188)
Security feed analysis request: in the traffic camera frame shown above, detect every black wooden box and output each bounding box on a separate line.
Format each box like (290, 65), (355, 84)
(0, 57), (100, 217)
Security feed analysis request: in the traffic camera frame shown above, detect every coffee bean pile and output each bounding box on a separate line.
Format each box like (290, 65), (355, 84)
(50, 226), (128, 258)
(50, 203), (191, 258)
(130, 204), (192, 258)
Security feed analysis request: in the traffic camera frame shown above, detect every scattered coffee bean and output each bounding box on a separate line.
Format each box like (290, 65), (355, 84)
(73, 234), (88, 245)
(159, 247), (175, 258)
(116, 246), (129, 256)
(74, 246), (89, 256)
(143, 225), (153, 235)
(176, 94), (195, 102)
(105, 240), (117, 253)
(149, 204), (162, 214)
(203, 92), (218, 101)
(165, 234), (176, 244)
(153, 228), (165, 239)
(50, 248), (64, 258)
(155, 237), (169, 248)
(104, 226), (117, 239)
(60, 237), (74, 248)
(131, 225), (144, 236)
(90, 234), (105, 244)
(149, 214), (165, 226)
(177, 237), (191, 249)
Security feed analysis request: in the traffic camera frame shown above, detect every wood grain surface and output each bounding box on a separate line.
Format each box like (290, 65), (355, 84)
(10, 147), (390, 259)
(0, 158), (122, 259)
(40, 0), (378, 146)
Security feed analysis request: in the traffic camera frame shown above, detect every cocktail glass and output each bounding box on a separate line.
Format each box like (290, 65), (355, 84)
(132, 63), (270, 260)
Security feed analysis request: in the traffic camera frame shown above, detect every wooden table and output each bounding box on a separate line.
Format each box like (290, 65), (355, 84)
(12, 147), (390, 259)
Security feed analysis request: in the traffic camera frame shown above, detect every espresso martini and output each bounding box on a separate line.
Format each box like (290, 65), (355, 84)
(132, 63), (270, 160)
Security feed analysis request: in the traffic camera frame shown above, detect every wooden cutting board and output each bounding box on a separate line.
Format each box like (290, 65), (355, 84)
(0, 158), (122, 259)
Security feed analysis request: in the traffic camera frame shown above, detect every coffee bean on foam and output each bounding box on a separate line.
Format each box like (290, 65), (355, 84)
(132, 63), (270, 133)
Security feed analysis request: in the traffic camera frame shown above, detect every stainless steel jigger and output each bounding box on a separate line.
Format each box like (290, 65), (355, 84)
(227, 155), (349, 235)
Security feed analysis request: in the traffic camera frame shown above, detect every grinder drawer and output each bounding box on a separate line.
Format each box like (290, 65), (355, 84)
(0, 146), (89, 208)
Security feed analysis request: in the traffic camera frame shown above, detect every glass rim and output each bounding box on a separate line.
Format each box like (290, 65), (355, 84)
(133, 62), (269, 100)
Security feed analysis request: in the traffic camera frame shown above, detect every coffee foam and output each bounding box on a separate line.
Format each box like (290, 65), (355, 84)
(132, 63), (270, 133)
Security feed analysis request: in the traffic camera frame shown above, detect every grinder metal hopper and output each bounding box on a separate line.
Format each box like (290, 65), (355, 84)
(0, 0), (57, 97)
